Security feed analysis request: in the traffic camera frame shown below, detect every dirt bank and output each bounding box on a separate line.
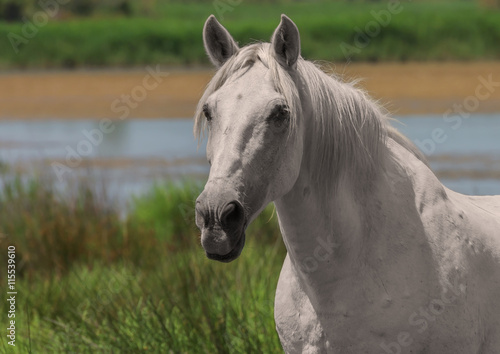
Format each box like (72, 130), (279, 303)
(1, 62), (499, 119)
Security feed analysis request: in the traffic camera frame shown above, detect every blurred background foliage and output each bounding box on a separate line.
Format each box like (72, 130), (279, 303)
(2, 0), (499, 21)
(0, 0), (500, 69)
(0, 171), (285, 351)
(0, 0), (134, 20)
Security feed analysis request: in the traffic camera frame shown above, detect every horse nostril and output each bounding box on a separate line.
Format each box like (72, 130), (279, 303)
(195, 201), (210, 228)
(220, 201), (243, 227)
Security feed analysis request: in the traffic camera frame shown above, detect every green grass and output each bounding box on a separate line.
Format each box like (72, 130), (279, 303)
(1, 1), (500, 69)
(0, 174), (286, 352)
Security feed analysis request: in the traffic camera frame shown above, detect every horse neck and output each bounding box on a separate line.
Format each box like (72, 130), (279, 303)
(274, 76), (383, 273)
(274, 133), (440, 306)
(274, 161), (374, 279)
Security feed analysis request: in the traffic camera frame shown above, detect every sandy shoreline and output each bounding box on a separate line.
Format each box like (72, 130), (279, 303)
(1, 62), (500, 119)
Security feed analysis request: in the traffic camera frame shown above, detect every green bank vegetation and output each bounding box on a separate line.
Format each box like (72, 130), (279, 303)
(0, 1), (500, 69)
(0, 173), (285, 352)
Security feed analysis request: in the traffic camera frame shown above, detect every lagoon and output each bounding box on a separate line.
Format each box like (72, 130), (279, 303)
(0, 114), (499, 199)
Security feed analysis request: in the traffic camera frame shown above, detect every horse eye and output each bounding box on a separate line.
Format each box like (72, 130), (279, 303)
(203, 104), (212, 122)
(269, 105), (290, 130)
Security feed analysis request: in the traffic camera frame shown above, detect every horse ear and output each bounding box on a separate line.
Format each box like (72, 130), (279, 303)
(271, 14), (301, 68)
(203, 15), (239, 68)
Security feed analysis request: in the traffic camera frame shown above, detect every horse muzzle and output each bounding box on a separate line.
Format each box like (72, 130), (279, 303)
(195, 189), (247, 262)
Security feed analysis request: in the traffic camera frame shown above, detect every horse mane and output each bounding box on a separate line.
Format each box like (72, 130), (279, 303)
(195, 43), (428, 191)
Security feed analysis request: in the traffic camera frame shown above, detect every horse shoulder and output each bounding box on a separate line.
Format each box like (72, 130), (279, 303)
(405, 150), (500, 349)
(388, 138), (500, 341)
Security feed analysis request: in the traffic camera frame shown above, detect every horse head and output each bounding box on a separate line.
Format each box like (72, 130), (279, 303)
(194, 15), (306, 262)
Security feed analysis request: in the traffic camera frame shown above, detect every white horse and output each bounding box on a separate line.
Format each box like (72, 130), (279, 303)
(194, 14), (500, 353)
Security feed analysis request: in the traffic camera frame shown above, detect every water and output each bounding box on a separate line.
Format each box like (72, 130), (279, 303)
(0, 114), (499, 199)
(393, 114), (500, 195)
(393, 115), (500, 156)
(0, 119), (208, 201)
(0, 119), (205, 165)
